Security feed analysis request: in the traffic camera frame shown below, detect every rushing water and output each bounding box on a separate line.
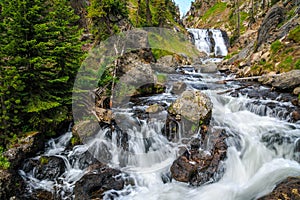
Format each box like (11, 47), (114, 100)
(19, 67), (300, 200)
(19, 29), (300, 199)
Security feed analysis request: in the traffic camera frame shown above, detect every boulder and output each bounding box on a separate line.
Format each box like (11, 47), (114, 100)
(271, 70), (300, 90)
(168, 90), (213, 136)
(170, 128), (228, 186)
(22, 156), (66, 181)
(258, 177), (300, 200)
(171, 81), (187, 95)
(74, 163), (124, 200)
(198, 63), (218, 73)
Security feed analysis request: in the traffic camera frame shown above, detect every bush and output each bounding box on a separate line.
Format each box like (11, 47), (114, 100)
(288, 26), (300, 43)
(0, 147), (10, 170)
(295, 59), (300, 70)
(270, 40), (282, 54)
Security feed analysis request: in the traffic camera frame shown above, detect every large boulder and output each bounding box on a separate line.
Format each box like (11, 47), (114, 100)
(259, 70), (300, 91)
(74, 163), (124, 200)
(22, 156), (66, 181)
(170, 128), (228, 186)
(168, 90), (213, 137)
(258, 177), (300, 200)
(0, 169), (25, 199)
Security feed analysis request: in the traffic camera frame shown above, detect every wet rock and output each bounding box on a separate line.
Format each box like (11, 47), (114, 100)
(258, 177), (300, 200)
(171, 81), (187, 95)
(22, 156), (66, 181)
(293, 87), (300, 96)
(146, 104), (164, 113)
(74, 163), (124, 200)
(30, 189), (53, 200)
(170, 128), (228, 186)
(168, 90), (213, 136)
(292, 111), (300, 122)
(3, 132), (45, 169)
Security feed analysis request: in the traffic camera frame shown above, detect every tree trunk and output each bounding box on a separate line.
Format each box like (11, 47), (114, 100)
(145, 0), (152, 25)
(136, 0), (141, 25)
(236, 0), (240, 37)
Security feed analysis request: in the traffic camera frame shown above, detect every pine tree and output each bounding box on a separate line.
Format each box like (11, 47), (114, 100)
(0, 0), (84, 140)
(87, 0), (128, 42)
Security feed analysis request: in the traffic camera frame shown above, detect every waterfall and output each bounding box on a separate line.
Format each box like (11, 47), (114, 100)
(187, 28), (228, 57)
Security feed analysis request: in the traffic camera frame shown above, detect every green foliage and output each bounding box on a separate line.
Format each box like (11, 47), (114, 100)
(0, 147), (10, 170)
(87, 0), (128, 42)
(156, 73), (167, 84)
(278, 56), (293, 70)
(270, 40), (283, 54)
(0, 0), (85, 144)
(288, 26), (300, 43)
(295, 59), (300, 70)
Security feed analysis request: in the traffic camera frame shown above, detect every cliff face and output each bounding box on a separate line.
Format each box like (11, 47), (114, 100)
(184, 0), (300, 76)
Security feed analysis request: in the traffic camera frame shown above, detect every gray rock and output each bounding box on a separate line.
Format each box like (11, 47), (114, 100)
(272, 70), (300, 90)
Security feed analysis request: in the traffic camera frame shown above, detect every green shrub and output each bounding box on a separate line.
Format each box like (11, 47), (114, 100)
(279, 56), (293, 70)
(270, 40), (282, 54)
(288, 26), (300, 43)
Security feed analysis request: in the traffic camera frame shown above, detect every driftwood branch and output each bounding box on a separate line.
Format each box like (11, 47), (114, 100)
(217, 85), (251, 95)
(215, 74), (280, 84)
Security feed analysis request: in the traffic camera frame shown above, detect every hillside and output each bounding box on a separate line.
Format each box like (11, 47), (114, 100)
(184, 0), (300, 77)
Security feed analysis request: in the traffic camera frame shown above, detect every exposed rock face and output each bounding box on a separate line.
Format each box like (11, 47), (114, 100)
(256, 6), (285, 50)
(74, 163), (124, 200)
(171, 127), (228, 186)
(258, 177), (300, 200)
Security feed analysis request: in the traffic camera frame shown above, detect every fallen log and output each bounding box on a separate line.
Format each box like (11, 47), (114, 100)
(217, 85), (251, 95)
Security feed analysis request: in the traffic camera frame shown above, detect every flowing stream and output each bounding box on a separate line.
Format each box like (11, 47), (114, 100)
(19, 29), (300, 200)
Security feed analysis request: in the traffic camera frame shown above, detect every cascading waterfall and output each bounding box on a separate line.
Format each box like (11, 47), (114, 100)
(19, 30), (300, 200)
(187, 28), (228, 57)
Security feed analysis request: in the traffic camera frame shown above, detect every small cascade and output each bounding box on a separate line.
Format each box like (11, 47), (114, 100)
(187, 28), (228, 57)
(19, 58), (300, 199)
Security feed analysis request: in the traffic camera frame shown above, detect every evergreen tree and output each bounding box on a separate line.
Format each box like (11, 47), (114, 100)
(87, 0), (128, 42)
(0, 0), (84, 141)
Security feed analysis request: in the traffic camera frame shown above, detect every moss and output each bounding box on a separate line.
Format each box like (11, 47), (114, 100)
(71, 136), (81, 146)
(40, 156), (49, 165)
(288, 26), (300, 43)
(224, 50), (238, 59)
(156, 73), (167, 84)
